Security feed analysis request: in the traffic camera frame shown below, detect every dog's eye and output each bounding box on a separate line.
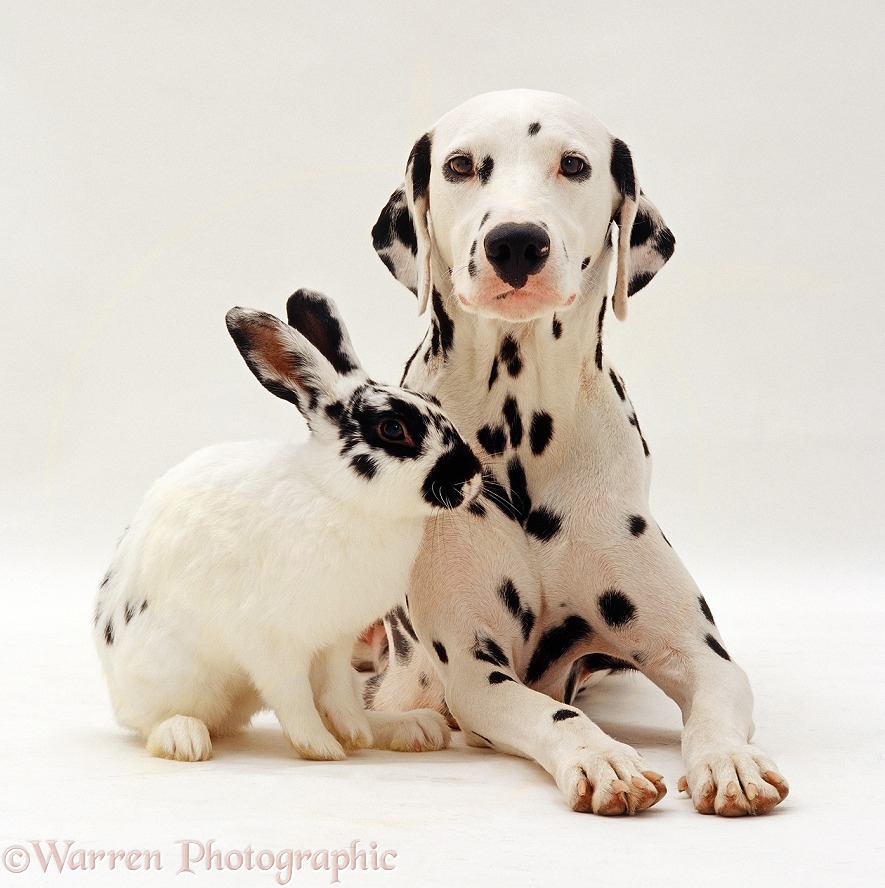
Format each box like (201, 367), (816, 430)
(446, 155), (475, 178)
(560, 155), (589, 178)
(378, 418), (409, 444)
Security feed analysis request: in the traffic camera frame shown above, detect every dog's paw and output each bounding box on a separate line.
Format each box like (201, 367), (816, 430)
(557, 742), (666, 815)
(366, 709), (451, 752)
(146, 715), (212, 762)
(679, 745), (788, 816)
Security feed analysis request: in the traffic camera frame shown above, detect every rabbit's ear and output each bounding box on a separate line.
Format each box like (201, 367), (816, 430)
(285, 289), (363, 376)
(226, 307), (337, 418)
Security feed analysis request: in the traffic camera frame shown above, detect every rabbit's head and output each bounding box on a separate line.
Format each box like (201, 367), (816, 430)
(226, 290), (482, 515)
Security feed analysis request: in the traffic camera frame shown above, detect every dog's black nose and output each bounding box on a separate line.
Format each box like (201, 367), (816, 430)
(484, 223), (550, 289)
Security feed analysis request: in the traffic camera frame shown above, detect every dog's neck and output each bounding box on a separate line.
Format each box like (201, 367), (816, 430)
(412, 250), (613, 420)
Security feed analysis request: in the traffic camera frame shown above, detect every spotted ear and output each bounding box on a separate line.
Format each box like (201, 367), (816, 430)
(609, 138), (676, 321)
(371, 131), (434, 314)
(226, 307), (339, 420)
(285, 288), (363, 377)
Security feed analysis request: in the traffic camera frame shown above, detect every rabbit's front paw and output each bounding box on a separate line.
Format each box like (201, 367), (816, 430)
(146, 715), (212, 762)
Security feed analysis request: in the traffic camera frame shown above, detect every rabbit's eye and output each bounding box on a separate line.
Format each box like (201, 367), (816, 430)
(378, 419), (407, 443)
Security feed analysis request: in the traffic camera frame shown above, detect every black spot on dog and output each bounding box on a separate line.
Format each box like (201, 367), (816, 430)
(520, 608), (536, 642)
(431, 288), (455, 356)
(656, 227), (676, 261)
(350, 454), (378, 479)
(552, 709), (580, 722)
(394, 604), (418, 641)
(581, 256), (591, 270)
(482, 471), (520, 522)
(628, 413), (650, 457)
(140, 600), (148, 613)
(552, 316), (563, 339)
(393, 206), (418, 255)
(477, 155), (494, 185)
(609, 368), (626, 401)
(419, 672), (429, 688)
(629, 515), (647, 537)
(432, 641), (449, 664)
(370, 189), (402, 251)
(379, 253), (397, 279)
(363, 668), (386, 707)
(104, 619), (114, 646)
(525, 616), (594, 685)
(699, 596), (716, 625)
(400, 341), (423, 386)
(530, 412), (554, 456)
(598, 589), (637, 629)
(488, 671), (515, 685)
(473, 634), (509, 668)
(430, 323), (440, 357)
(481, 210), (491, 227)
(595, 296), (607, 371)
(507, 457), (532, 524)
(628, 271), (654, 296)
(630, 210), (654, 247)
(488, 357), (499, 389)
(497, 578), (536, 641)
(124, 602), (135, 625)
(580, 653), (636, 673)
(468, 498), (487, 517)
(503, 397), (523, 448)
(499, 335), (522, 377)
(477, 424), (507, 456)
(706, 634), (731, 661)
(610, 138), (636, 201)
(388, 614), (412, 662)
(409, 132), (433, 200)
(470, 239), (477, 258)
(468, 259), (477, 278)
(498, 578), (522, 619)
(99, 571), (111, 589)
(525, 508), (562, 542)
(528, 121), (541, 136)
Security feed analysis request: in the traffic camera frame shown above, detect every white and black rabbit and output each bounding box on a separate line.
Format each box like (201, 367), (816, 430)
(94, 289), (482, 762)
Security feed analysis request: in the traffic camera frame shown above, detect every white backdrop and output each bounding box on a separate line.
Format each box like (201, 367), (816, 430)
(1, 2), (882, 886)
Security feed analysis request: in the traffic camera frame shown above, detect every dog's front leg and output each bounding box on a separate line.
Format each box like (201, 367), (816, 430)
(648, 643), (789, 816)
(443, 652), (667, 815)
(592, 531), (790, 815)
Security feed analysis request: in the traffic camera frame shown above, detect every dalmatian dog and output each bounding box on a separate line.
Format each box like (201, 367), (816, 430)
(366, 89), (788, 816)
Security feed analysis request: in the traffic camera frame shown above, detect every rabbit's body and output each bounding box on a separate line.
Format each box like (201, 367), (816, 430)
(94, 291), (482, 761)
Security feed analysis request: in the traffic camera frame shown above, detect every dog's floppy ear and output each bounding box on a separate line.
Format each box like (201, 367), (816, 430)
(371, 131), (434, 314)
(609, 138), (675, 321)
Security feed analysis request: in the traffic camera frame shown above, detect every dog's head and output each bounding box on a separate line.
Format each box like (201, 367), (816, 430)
(373, 89), (674, 322)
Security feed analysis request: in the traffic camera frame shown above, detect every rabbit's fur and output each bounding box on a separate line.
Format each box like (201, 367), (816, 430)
(94, 289), (482, 761)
